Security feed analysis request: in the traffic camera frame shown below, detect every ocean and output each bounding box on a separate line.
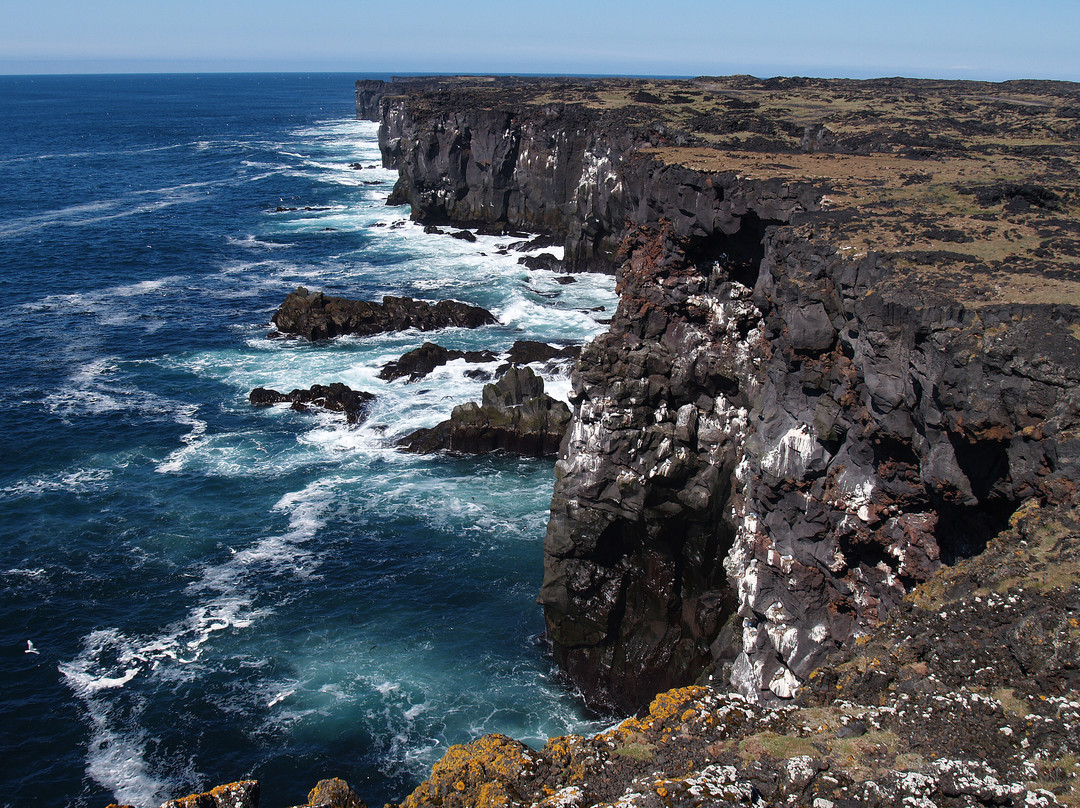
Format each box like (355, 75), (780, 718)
(0, 73), (615, 808)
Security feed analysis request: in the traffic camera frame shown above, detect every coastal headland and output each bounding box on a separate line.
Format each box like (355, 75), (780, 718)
(143, 75), (1080, 807)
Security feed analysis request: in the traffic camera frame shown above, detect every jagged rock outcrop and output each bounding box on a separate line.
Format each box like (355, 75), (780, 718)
(373, 76), (1080, 711)
(379, 340), (580, 383)
(541, 220), (1080, 710)
(399, 366), (571, 457)
(271, 286), (496, 341)
(249, 383), (376, 424)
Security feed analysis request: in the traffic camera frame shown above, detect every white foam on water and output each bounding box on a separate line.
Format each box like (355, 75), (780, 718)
(59, 629), (174, 807)
(0, 466), (114, 499)
(226, 234), (293, 250)
(59, 476), (343, 803)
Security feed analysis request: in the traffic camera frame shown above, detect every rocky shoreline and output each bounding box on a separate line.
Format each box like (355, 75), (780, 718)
(126, 74), (1080, 808)
(362, 74), (1080, 712)
(358, 74), (1080, 806)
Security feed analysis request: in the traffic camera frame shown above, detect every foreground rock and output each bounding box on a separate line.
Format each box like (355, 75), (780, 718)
(398, 366), (570, 456)
(271, 286), (496, 340)
(155, 781), (259, 808)
(249, 383), (375, 424)
(138, 777), (365, 808)
(393, 500), (1080, 807)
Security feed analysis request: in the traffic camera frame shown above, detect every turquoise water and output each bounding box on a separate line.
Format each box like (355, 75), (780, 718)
(0, 74), (614, 807)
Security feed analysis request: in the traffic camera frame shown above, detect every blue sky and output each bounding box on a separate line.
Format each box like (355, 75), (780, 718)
(2, 0), (1078, 80)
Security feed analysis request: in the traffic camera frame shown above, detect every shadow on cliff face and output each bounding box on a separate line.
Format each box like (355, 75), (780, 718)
(935, 433), (1018, 564)
(685, 209), (774, 290)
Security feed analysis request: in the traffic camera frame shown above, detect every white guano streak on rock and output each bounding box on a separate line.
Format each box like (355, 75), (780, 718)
(761, 423), (817, 479)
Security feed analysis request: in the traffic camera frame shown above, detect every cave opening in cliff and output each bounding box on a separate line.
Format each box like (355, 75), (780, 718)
(688, 211), (780, 288)
(934, 435), (1018, 566)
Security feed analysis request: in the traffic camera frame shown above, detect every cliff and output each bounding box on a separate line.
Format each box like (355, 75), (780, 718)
(369, 75), (1080, 711)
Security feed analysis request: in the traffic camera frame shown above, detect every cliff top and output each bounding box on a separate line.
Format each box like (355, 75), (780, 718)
(380, 75), (1080, 307)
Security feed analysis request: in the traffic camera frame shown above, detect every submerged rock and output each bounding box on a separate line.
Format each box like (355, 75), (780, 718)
(398, 366), (570, 457)
(378, 342), (497, 382)
(249, 383), (375, 425)
(271, 286), (496, 341)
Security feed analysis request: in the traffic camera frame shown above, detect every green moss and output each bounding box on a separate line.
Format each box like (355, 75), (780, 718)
(611, 743), (655, 761)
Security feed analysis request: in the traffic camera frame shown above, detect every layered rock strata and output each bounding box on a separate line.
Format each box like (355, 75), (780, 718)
(271, 286), (496, 340)
(399, 366), (571, 457)
(378, 84), (796, 271)
(371, 77), (1080, 710)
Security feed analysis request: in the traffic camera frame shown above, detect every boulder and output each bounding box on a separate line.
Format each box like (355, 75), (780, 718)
(398, 366), (571, 457)
(159, 781), (259, 808)
(303, 778), (366, 808)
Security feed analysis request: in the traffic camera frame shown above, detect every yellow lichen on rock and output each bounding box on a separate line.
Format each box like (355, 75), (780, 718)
(400, 734), (535, 808)
(160, 780), (259, 808)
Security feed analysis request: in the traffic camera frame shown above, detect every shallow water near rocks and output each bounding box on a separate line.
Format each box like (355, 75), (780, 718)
(0, 73), (614, 808)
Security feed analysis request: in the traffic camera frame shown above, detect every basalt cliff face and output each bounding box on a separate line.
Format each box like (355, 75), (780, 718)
(364, 76), (1080, 713)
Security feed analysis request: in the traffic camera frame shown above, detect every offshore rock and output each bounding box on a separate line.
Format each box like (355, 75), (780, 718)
(505, 340), (580, 366)
(378, 342), (497, 382)
(379, 340), (579, 383)
(271, 286), (496, 340)
(399, 366), (570, 457)
(249, 383), (375, 424)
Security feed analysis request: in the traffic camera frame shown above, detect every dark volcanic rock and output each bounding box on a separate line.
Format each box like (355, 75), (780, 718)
(378, 342), (497, 382)
(539, 220), (1080, 712)
(271, 286), (496, 340)
(379, 87), (815, 271)
(159, 781), (259, 808)
(249, 383), (375, 425)
(398, 366), (570, 457)
(374, 76), (1080, 716)
(354, 79), (388, 122)
(505, 340), (580, 365)
(518, 253), (563, 271)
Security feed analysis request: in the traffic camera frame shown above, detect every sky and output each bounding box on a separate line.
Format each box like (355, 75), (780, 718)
(2, 0), (1078, 81)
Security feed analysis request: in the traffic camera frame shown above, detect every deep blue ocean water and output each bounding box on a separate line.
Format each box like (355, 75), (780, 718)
(0, 73), (615, 808)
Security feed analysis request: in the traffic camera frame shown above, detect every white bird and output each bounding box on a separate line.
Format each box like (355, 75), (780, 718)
(25, 640), (39, 655)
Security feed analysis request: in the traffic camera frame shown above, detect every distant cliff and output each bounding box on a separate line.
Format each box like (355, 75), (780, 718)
(366, 76), (1080, 711)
